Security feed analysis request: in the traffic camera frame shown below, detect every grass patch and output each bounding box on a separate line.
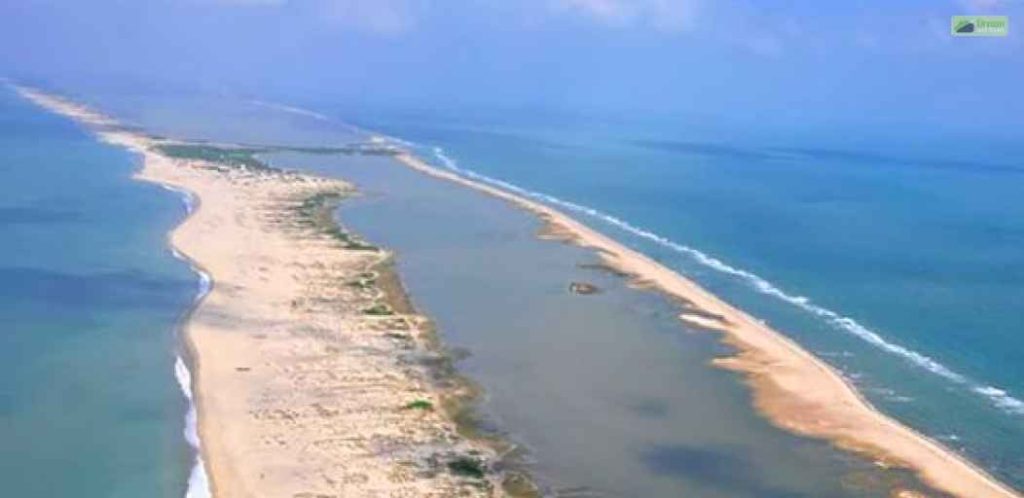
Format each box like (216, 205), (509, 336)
(346, 272), (378, 289)
(155, 143), (274, 171)
(283, 144), (400, 156)
(296, 192), (343, 217)
(363, 304), (393, 316)
(403, 399), (434, 411)
(447, 456), (486, 479)
(346, 279), (375, 289)
(294, 193), (378, 251)
(502, 472), (541, 498)
(154, 140), (399, 174)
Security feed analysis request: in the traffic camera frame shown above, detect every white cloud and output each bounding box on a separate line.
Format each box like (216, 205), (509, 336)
(553, 0), (700, 32)
(315, 0), (416, 34)
(198, 0), (416, 34)
(955, 0), (1007, 11)
(558, 0), (632, 23)
(202, 0), (287, 5)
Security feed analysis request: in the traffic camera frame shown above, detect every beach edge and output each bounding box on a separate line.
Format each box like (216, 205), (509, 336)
(12, 86), (522, 497)
(392, 151), (1021, 498)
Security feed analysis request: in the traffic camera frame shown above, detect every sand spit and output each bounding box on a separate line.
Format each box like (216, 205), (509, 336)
(393, 152), (1021, 498)
(17, 87), (504, 497)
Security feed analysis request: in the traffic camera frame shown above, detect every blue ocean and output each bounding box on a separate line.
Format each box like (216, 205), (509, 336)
(336, 107), (1024, 487)
(6, 84), (1021, 495)
(0, 87), (197, 497)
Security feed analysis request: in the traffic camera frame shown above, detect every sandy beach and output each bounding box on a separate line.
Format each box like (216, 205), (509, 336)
(15, 84), (1020, 498)
(393, 152), (1022, 498)
(18, 87), (505, 497)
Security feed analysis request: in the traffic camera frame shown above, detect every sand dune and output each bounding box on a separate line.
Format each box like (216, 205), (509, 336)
(18, 86), (504, 497)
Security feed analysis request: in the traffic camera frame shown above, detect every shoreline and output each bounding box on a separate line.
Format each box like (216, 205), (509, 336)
(158, 179), (215, 498)
(14, 86), (216, 498)
(16, 87), (512, 497)
(168, 207), (214, 498)
(392, 151), (1022, 498)
(13, 83), (1018, 497)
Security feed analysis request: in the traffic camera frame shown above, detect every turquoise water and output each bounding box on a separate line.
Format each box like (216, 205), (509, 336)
(18, 85), (1019, 495)
(0, 87), (195, 497)
(339, 109), (1024, 489)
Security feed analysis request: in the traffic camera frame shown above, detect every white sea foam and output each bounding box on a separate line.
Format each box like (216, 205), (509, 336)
(175, 356), (211, 498)
(163, 185), (212, 498)
(248, 99), (371, 137)
(412, 143), (1024, 417)
(174, 357), (199, 445)
(250, 99), (331, 121)
(160, 184), (196, 215)
(197, 271), (212, 298)
(271, 106), (1023, 418)
(974, 386), (1024, 415)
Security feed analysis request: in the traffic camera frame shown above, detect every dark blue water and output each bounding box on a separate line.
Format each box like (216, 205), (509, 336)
(338, 109), (1024, 488)
(0, 87), (195, 497)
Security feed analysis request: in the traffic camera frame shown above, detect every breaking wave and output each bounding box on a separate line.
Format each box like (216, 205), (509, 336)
(413, 143), (1024, 417)
(163, 184), (213, 498)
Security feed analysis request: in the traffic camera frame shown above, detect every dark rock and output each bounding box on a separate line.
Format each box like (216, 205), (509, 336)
(568, 281), (601, 295)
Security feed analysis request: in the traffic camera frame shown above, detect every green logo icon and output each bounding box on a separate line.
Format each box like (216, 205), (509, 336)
(952, 16), (1008, 37)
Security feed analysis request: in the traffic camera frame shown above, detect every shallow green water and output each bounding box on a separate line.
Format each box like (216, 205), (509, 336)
(0, 87), (195, 497)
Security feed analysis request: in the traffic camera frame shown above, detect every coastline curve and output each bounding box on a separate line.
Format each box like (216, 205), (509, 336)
(390, 150), (1022, 498)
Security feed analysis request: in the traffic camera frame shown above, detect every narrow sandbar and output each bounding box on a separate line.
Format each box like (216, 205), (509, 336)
(393, 152), (1021, 498)
(17, 83), (1017, 497)
(17, 87), (505, 497)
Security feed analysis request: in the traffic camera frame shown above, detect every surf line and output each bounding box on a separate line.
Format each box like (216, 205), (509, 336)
(417, 143), (1024, 418)
(227, 97), (1024, 417)
(162, 183), (213, 498)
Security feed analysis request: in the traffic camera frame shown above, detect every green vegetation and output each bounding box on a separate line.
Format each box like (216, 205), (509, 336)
(346, 272), (378, 289)
(154, 142), (399, 171)
(403, 399), (434, 410)
(447, 456), (486, 479)
(154, 143), (274, 171)
(363, 303), (393, 316)
(283, 144), (400, 156)
(502, 472), (541, 498)
(346, 279), (375, 289)
(294, 193), (378, 251)
(296, 192), (342, 215)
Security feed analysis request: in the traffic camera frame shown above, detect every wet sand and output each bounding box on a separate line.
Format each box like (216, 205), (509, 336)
(393, 152), (1021, 498)
(17, 87), (504, 497)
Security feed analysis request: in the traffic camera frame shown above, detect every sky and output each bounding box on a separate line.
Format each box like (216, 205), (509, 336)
(2, 0), (1023, 135)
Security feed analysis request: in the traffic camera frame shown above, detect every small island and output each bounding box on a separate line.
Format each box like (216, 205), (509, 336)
(568, 281), (601, 295)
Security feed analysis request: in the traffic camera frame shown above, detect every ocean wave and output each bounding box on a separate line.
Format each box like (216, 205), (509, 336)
(164, 185), (212, 498)
(175, 356), (211, 498)
(414, 143), (1024, 418)
(974, 386), (1024, 415)
(250, 100), (330, 122)
(281, 102), (1023, 418)
(248, 100), (369, 136)
(197, 271), (212, 297)
(160, 184), (196, 215)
